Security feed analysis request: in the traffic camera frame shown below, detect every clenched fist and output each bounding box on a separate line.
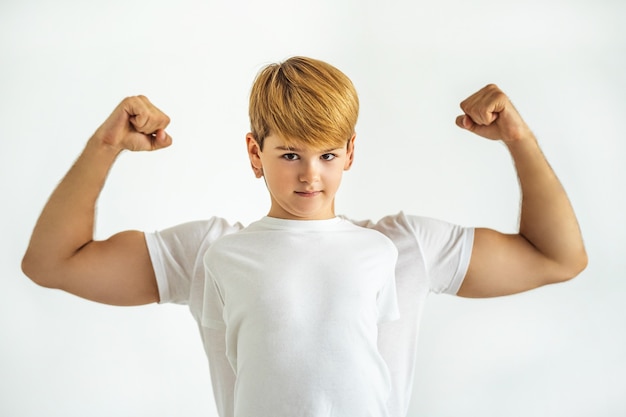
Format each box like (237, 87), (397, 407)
(93, 95), (172, 152)
(456, 84), (532, 143)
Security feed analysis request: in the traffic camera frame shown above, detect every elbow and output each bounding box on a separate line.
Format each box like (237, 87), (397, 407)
(21, 251), (58, 289)
(554, 249), (588, 284)
(21, 252), (41, 285)
(571, 249), (589, 278)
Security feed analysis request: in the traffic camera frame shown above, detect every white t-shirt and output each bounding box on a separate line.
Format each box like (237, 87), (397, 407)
(202, 216), (399, 417)
(145, 212), (473, 417)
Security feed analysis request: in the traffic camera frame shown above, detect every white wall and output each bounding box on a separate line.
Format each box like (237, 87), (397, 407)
(1, 0), (624, 416)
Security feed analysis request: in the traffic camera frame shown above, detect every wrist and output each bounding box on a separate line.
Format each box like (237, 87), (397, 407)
(78, 136), (124, 175)
(503, 132), (549, 175)
(86, 134), (124, 159)
(503, 130), (538, 151)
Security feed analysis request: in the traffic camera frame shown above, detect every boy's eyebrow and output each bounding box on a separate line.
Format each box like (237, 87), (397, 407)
(275, 145), (341, 153)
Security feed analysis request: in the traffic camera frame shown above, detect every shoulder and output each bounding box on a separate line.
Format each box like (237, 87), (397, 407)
(146, 217), (244, 252)
(345, 212), (474, 256)
(338, 218), (399, 257)
(346, 212), (451, 239)
(202, 218), (275, 261)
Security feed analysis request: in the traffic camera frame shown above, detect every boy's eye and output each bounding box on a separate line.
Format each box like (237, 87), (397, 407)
(282, 153), (299, 161)
(321, 153), (337, 161)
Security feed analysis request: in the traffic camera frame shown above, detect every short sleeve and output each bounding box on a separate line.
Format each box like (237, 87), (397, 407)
(367, 212), (474, 296)
(144, 217), (243, 304)
(403, 214), (474, 295)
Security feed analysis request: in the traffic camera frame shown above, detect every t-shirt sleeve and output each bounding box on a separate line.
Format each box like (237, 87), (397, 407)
(144, 217), (243, 305)
(370, 212), (474, 296)
(403, 214), (474, 295)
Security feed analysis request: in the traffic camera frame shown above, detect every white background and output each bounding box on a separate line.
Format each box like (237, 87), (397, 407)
(1, 0), (624, 416)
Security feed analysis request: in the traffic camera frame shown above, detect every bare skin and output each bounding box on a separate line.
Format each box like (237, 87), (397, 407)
(21, 85), (587, 306)
(455, 84), (587, 296)
(21, 95), (171, 305)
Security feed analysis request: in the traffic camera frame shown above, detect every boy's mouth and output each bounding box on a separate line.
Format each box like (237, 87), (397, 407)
(295, 190), (321, 197)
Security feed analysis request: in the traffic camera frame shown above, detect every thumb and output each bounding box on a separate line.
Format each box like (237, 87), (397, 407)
(455, 114), (474, 131)
(455, 113), (503, 141)
(150, 128), (173, 150)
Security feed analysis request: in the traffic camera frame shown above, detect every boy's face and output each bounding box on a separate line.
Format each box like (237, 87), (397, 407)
(246, 132), (355, 220)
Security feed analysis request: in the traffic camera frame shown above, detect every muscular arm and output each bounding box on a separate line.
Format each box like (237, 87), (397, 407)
(455, 85), (587, 298)
(21, 96), (172, 306)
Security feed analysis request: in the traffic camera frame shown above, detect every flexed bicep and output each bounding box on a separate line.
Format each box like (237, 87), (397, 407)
(458, 228), (565, 298)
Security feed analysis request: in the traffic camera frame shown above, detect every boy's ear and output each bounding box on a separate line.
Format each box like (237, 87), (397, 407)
(246, 133), (264, 178)
(344, 133), (356, 171)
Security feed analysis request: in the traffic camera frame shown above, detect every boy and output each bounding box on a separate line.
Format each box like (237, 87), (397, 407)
(22, 57), (587, 417)
(199, 58), (401, 416)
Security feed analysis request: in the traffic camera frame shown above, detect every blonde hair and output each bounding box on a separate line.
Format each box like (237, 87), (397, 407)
(249, 56), (359, 150)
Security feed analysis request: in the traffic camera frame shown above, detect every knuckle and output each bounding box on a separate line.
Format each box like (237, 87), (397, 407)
(123, 95), (147, 106)
(485, 83), (499, 91)
(460, 99), (471, 112)
(122, 95), (141, 107)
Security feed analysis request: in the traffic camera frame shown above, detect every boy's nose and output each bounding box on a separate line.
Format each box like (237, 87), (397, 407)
(299, 161), (320, 183)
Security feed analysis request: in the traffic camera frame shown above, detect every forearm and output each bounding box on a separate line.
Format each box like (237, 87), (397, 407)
(507, 133), (587, 277)
(22, 137), (121, 284)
